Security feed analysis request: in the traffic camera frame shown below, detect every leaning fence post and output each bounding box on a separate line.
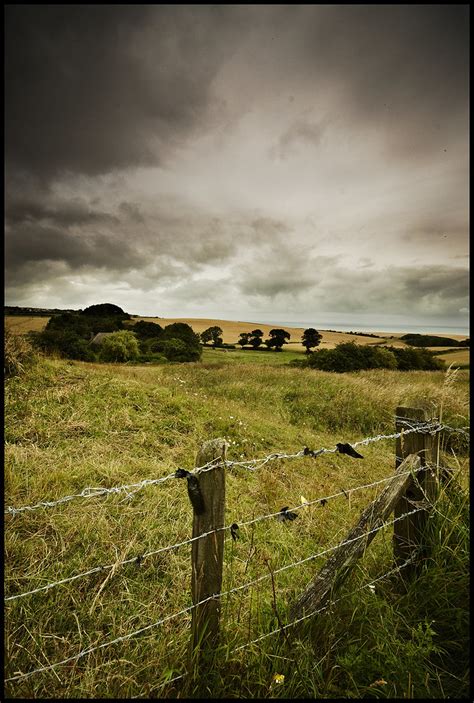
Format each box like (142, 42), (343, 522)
(393, 406), (438, 572)
(188, 438), (227, 675)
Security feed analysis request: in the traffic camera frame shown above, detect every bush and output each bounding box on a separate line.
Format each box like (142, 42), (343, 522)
(303, 341), (442, 372)
(98, 331), (140, 363)
(45, 311), (125, 336)
(45, 313), (93, 339)
(387, 346), (445, 371)
(31, 329), (96, 361)
(4, 328), (37, 377)
(158, 337), (201, 362)
(160, 323), (202, 360)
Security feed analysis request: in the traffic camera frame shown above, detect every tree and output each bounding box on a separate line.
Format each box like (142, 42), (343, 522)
(159, 338), (201, 362)
(159, 323), (202, 360)
(266, 328), (291, 351)
(249, 329), (264, 349)
(33, 329), (96, 361)
(301, 328), (322, 353)
(133, 320), (163, 339)
(45, 313), (92, 339)
(200, 326), (223, 347)
(237, 332), (251, 348)
(98, 331), (140, 363)
(81, 303), (130, 319)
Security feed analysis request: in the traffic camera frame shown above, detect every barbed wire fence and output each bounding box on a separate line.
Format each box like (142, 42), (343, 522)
(4, 414), (469, 691)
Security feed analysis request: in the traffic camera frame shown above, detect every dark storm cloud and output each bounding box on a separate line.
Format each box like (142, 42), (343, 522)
(5, 220), (144, 280)
(5, 5), (242, 180)
(5, 196), (119, 228)
(4, 193), (247, 290)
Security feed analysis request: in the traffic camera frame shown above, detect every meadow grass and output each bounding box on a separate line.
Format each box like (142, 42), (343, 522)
(4, 353), (469, 698)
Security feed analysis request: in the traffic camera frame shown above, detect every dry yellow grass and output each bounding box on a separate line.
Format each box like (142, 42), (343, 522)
(435, 349), (470, 367)
(5, 315), (50, 334)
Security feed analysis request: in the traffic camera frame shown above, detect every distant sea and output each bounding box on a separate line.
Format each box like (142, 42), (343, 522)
(257, 320), (470, 336)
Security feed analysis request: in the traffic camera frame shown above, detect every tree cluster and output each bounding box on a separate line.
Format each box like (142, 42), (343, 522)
(400, 333), (469, 348)
(29, 304), (202, 364)
(295, 341), (445, 372)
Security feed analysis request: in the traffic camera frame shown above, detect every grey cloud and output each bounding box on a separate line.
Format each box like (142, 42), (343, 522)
(236, 252), (468, 318)
(271, 117), (327, 160)
(6, 196), (119, 228)
(5, 5), (243, 181)
(4, 194), (255, 294)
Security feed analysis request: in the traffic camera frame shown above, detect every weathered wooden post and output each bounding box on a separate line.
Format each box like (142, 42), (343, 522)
(188, 438), (227, 675)
(393, 406), (438, 571)
(290, 453), (420, 620)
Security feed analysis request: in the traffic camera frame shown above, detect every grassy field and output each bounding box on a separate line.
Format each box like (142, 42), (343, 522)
(4, 346), (470, 698)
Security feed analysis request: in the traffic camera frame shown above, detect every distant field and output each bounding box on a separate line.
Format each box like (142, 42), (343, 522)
(4, 315), (50, 334)
(434, 349), (470, 368)
(4, 315), (469, 364)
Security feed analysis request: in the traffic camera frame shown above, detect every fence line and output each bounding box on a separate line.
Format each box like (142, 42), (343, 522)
(4, 507), (422, 682)
(4, 421), (449, 516)
(5, 462), (427, 602)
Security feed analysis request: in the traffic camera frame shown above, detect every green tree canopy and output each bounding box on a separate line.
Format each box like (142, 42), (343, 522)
(249, 329), (264, 349)
(98, 331), (140, 363)
(266, 328), (291, 351)
(200, 326), (224, 347)
(301, 328), (322, 353)
(237, 332), (251, 347)
(81, 303), (130, 319)
(133, 320), (163, 339)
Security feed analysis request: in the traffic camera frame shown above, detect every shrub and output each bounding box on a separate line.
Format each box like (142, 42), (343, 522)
(387, 346), (445, 371)
(98, 331), (140, 363)
(45, 313), (92, 339)
(304, 342), (445, 372)
(160, 323), (202, 360)
(4, 327), (37, 377)
(31, 329), (96, 361)
(158, 338), (201, 362)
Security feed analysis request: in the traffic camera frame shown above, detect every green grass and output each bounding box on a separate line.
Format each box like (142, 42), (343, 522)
(201, 346), (306, 365)
(4, 354), (470, 698)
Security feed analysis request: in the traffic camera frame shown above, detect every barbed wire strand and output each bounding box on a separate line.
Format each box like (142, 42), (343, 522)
(4, 507), (422, 683)
(232, 553), (417, 652)
(136, 553), (418, 693)
(5, 462), (427, 602)
(4, 421), (453, 516)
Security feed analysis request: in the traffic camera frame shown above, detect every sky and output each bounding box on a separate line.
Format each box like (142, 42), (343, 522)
(5, 5), (470, 332)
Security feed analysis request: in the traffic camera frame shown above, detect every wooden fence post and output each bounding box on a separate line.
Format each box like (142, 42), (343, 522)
(188, 438), (227, 675)
(393, 406), (438, 571)
(290, 453), (420, 620)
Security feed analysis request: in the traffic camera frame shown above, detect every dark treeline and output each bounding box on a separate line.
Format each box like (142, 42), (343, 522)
(5, 305), (78, 316)
(400, 333), (469, 348)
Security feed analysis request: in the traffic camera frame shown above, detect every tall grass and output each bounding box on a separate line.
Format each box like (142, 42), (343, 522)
(4, 356), (469, 698)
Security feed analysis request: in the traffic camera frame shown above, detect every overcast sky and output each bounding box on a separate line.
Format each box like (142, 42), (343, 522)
(5, 5), (469, 331)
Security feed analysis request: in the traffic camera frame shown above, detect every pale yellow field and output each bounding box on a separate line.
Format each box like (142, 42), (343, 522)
(4, 316), (50, 334)
(435, 349), (470, 367)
